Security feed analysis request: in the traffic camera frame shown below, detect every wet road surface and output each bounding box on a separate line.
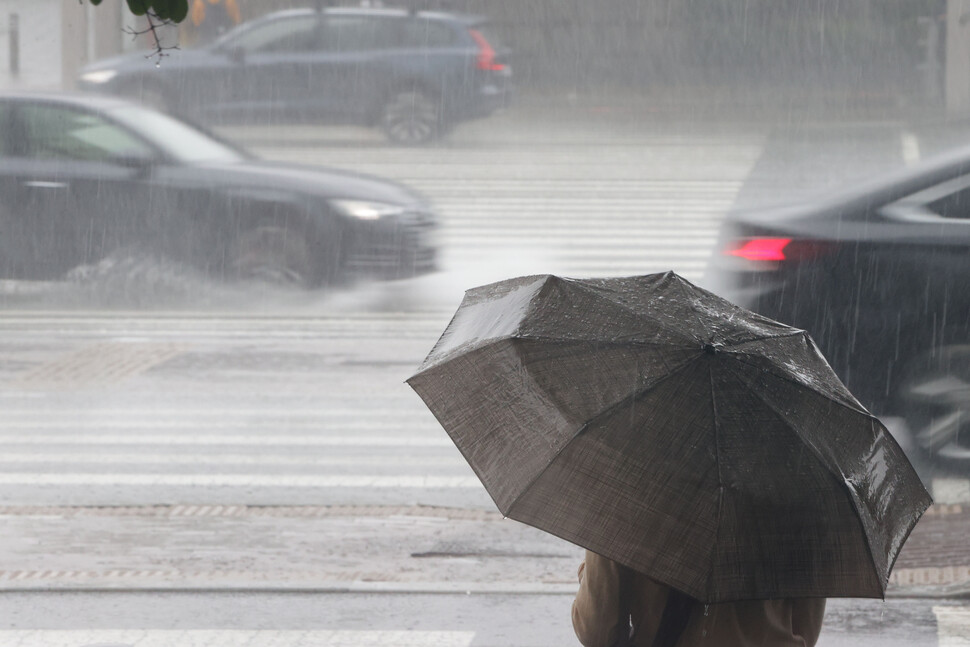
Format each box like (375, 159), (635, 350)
(0, 113), (967, 645)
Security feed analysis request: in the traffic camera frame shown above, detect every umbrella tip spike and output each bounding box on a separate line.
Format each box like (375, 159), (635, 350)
(703, 343), (720, 355)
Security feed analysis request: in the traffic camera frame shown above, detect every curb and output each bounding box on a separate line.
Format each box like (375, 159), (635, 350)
(0, 581), (965, 599)
(0, 581), (579, 596)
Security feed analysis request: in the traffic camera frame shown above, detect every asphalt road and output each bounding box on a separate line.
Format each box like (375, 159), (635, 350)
(0, 593), (965, 646)
(0, 111), (968, 645)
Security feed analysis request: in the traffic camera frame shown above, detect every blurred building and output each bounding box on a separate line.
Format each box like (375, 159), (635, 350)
(0, 0), (70, 89)
(0, 0), (131, 90)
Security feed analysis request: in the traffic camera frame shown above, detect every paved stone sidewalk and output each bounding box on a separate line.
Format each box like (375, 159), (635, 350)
(0, 504), (580, 593)
(0, 503), (965, 598)
(890, 504), (970, 597)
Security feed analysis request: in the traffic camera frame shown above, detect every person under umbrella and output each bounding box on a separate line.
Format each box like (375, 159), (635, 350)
(408, 272), (931, 647)
(573, 551), (826, 647)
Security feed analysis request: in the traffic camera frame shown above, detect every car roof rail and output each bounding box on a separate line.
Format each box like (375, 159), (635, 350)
(328, 0), (456, 14)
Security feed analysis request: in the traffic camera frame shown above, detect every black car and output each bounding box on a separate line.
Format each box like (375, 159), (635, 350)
(0, 92), (437, 286)
(78, 6), (512, 145)
(705, 146), (970, 468)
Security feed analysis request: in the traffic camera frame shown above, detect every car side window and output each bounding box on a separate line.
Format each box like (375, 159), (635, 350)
(884, 173), (970, 224)
(0, 105), (7, 156)
(14, 105), (154, 163)
(319, 16), (397, 52)
(399, 18), (458, 48)
(927, 185), (970, 220)
(226, 16), (318, 54)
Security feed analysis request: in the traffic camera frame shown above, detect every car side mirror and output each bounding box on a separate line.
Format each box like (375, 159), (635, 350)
(114, 151), (156, 174)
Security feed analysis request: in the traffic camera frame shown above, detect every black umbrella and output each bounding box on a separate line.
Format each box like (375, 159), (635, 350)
(407, 272), (931, 602)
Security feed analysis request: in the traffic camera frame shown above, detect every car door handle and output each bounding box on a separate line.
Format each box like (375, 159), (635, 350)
(22, 180), (68, 189)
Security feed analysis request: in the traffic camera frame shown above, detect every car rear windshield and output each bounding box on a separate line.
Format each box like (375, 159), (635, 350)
(400, 18), (459, 48)
(471, 23), (506, 50)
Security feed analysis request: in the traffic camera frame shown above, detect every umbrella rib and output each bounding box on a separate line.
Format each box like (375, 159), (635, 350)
(723, 345), (872, 418)
(514, 335), (693, 348)
(724, 329), (809, 346)
(883, 499), (932, 593)
(668, 277), (807, 350)
(671, 272), (712, 343)
(567, 279), (701, 347)
(707, 362), (725, 602)
(410, 336), (521, 379)
(721, 360), (870, 483)
(503, 354), (704, 518)
(720, 362), (884, 589)
(499, 331), (808, 361)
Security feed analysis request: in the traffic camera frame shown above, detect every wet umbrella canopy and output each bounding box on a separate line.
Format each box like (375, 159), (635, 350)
(408, 271), (932, 603)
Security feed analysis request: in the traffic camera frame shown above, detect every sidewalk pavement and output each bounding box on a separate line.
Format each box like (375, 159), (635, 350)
(890, 503), (970, 597)
(0, 502), (965, 598)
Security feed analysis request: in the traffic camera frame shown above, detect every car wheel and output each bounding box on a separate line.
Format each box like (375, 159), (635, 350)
(899, 345), (970, 468)
(229, 224), (318, 288)
(380, 90), (441, 145)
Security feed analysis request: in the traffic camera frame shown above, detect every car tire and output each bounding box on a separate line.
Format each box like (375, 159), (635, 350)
(379, 90), (441, 146)
(899, 345), (970, 469)
(229, 224), (319, 288)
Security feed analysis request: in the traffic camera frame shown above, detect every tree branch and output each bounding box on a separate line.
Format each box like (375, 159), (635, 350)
(122, 9), (180, 62)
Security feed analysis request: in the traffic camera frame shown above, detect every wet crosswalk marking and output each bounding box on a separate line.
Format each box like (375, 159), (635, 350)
(0, 433), (452, 446)
(16, 342), (187, 387)
(0, 474), (480, 488)
(933, 607), (970, 646)
(932, 479), (970, 505)
(0, 630), (475, 647)
(0, 312), (964, 505)
(0, 452), (462, 467)
(252, 131), (764, 282)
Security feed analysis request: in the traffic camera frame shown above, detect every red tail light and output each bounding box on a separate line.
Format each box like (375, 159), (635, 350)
(469, 29), (506, 71)
(726, 238), (834, 262)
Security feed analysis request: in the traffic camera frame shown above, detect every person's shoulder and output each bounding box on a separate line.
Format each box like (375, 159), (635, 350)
(632, 571), (675, 595)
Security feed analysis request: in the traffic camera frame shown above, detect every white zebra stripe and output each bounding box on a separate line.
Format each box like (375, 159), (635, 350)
(0, 452), (464, 467)
(0, 434), (451, 446)
(0, 419), (433, 429)
(933, 607), (970, 647)
(0, 630), (475, 647)
(0, 474), (480, 488)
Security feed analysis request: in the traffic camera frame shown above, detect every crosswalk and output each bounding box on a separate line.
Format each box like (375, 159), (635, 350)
(252, 132), (765, 283)
(935, 607), (970, 646)
(0, 311), (966, 507)
(0, 313), (485, 508)
(0, 631), (476, 647)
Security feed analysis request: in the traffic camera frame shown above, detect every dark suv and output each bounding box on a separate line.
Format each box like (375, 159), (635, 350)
(704, 147), (970, 469)
(78, 6), (512, 144)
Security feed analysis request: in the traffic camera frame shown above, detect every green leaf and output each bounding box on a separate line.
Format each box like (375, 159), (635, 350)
(149, 0), (188, 22)
(126, 0), (149, 16)
(148, 0), (169, 18)
(168, 0), (189, 23)
(89, 0), (103, 5)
